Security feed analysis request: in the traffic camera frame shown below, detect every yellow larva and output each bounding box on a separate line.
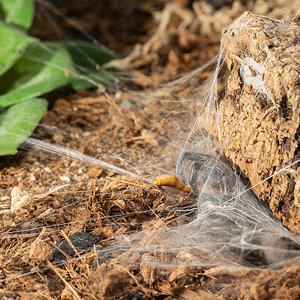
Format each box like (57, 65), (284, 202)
(153, 174), (192, 193)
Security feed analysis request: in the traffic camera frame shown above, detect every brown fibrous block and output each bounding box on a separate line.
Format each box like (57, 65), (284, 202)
(205, 12), (300, 232)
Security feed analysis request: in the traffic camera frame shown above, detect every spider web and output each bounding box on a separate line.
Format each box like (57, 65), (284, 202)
(0, 0), (300, 291)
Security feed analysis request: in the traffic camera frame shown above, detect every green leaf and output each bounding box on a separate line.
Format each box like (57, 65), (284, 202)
(0, 98), (47, 155)
(0, 42), (74, 108)
(59, 40), (120, 90)
(0, 0), (34, 30)
(0, 21), (37, 76)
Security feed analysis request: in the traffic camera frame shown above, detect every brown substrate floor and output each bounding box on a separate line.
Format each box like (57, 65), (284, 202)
(0, 1), (299, 299)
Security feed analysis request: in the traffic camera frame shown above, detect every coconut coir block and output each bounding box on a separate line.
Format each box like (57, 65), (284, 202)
(204, 12), (300, 232)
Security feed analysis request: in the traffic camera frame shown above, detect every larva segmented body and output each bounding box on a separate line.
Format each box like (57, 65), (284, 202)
(153, 174), (192, 193)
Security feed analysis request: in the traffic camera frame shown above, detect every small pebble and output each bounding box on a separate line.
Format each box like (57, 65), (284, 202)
(51, 232), (100, 262)
(44, 167), (51, 173)
(60, 176), (70, 183)
(82, 132), (91, 137)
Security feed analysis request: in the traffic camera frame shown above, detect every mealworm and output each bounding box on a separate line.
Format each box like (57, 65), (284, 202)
(153, 174), (192, 193)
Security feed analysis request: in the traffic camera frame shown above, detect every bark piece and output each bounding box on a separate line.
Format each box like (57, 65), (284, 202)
(205, 12), (300, 232)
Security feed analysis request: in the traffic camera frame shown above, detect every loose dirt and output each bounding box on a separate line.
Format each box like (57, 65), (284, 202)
(0, 1), (299, 299)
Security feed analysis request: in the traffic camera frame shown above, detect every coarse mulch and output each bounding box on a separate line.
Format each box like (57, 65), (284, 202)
(0, 0), (299, 299)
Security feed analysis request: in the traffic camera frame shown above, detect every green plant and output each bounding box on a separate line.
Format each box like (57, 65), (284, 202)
(0, 0), (119, 156)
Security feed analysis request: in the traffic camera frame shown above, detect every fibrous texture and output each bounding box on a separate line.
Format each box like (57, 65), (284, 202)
(209, 12), (300, 232)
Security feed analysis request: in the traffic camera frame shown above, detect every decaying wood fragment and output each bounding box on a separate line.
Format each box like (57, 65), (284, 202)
(202, 12), (300, 232)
